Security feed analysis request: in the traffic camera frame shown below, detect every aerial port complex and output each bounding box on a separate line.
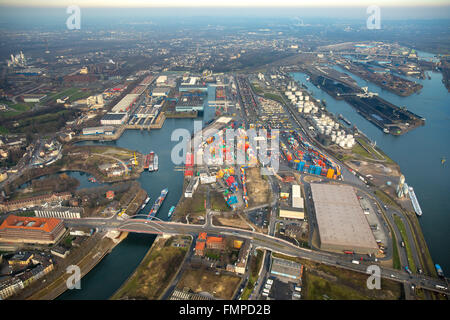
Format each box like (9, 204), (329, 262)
(0, 6), (448, 305)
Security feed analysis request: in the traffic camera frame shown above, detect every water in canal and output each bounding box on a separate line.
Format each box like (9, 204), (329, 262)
(59, 86), (216, 299)
(291, 60), (450, 272)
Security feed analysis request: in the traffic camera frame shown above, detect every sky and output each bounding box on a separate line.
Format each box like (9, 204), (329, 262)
(0, 0), (449, 20)
(1, 0), (450, 7)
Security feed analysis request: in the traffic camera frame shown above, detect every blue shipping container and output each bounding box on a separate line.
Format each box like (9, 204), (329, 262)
(315, 166), (322, 175)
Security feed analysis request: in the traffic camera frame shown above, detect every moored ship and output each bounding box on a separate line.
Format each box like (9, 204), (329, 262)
(152, 153), (159, 171)
(140, 195), (150, 210)
(148, 151), (155, 171)
(148, 188), (168, 219)
(144, 153), (152, 170)
(408, 186), (422, 216)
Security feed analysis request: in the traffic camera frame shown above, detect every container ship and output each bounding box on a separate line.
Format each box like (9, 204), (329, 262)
(140, 195), (150, 210)
(148, 188), (168, 219)
(167, 206), (175, 219)
(408, 186), (423, 216)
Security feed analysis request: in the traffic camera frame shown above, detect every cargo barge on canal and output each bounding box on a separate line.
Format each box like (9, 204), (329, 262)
(147, 188), (168, 219)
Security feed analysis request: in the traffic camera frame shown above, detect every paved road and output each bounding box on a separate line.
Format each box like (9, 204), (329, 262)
(62, 217), (449, 296)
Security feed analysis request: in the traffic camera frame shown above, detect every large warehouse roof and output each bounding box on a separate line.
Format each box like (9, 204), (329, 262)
(310, 183), (378, 253)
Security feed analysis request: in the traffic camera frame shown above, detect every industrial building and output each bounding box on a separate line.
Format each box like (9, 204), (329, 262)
(279, 184), (304, 220)
(82, 126), (115, 135)
(152, 87), (170, 97)
(279, 209), (304, 220)
(270, 257), (303, 281)
(111, 94), (140, 112)
(184, 177), (199, 198)
(100, 113), (129, 126)
(0, 215), (66, 245)
(310, 183), (379, 254)
(175, 95), (204, 112)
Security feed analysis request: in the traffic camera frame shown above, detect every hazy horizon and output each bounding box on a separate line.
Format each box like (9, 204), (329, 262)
(0, 5), (449, 20)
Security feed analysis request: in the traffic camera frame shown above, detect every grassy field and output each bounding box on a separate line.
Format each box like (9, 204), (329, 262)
(44, 87), (92, 103)
(0, 100), (33, 118)
(263, 93), (284, 104)
(352, 143), (373, 159)
(374, 190), (401, 210)
(111, 236), (190, 300)
(393, 214), (417, 272)
(250, 82), (264, 95)
(176, 268), (241, 299)
(210, 191), (229, 211)
(304, 273), (368, 300)
(241, 249), (264, 300)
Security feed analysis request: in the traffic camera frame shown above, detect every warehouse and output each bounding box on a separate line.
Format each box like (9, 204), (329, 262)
(310, 183), (379, 254)
(82, 126), (115, 135)
(100, 113), (129, 126)
(152, 87), (170, 97)
(185, 177), (199, 198)
(176, 95), (204, 112)
(279, 209), (304, 220)
(270, 257), (302, 281)
(111, 94), (140, 112)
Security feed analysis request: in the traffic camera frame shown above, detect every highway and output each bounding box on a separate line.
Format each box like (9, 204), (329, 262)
(63, 217), (449, 296)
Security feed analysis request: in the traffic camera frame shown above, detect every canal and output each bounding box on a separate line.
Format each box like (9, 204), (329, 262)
(59, 85), (216, 299)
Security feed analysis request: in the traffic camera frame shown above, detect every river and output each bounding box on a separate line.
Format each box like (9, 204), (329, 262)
(58, 85), (216, 299)
(290, 60), (450, 273)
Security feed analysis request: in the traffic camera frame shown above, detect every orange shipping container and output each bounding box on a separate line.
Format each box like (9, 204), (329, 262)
(326, 169), (335, 179)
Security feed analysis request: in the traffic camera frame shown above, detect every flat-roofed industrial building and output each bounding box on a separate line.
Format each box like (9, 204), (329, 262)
(100, 113), (129, 126)
(310, 183), (378, 254)
(111, 94), (140, 112)
(270, 257), (302, 281)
